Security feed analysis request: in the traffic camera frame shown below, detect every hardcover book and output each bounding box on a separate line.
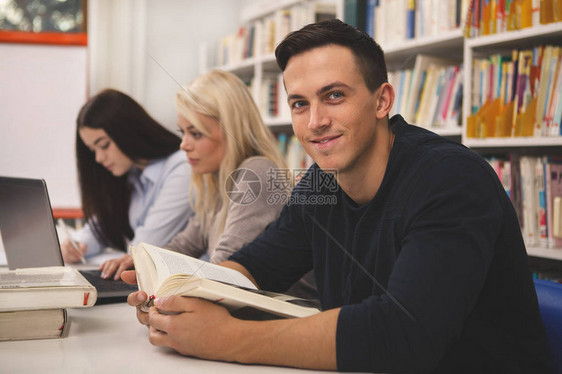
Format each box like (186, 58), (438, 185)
(0, 266), (97, 312)
(0, 309), (68, 341)
(131, 242), (320, 319)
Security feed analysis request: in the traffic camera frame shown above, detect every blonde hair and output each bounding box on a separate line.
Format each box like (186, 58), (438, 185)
(175, 69), (288, 234)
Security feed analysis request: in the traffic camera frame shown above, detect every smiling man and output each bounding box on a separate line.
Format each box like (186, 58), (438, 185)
(284, 43), (393, 205)
(125, 19), (550, 373)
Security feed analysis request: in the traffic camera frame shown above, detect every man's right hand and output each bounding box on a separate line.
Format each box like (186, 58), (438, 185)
(60, 238), (87, 263)
(122, 270), (149, 326)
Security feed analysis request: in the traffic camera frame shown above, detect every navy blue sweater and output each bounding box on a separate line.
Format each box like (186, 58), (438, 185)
(230, 115), (550, 373)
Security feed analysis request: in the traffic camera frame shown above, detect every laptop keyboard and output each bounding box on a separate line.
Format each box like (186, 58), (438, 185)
(79, 269), (138, 296)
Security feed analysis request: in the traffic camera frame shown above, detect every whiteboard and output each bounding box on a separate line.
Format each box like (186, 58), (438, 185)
(0, 43), (86, 208)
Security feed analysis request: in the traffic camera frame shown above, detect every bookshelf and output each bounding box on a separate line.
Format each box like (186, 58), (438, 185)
(464, 136), (562, 148)
(210, 0), (562, 268)
(211, 0), (342, 170)
(386, 28), (465, 137)
(527, 246), (562, 261)
(462, 22), (562, 144)
(462, 19), (562, 271)
(214, 0), (342, 128)
(377, 0), (467, 138)
(383, 28), (464, 65)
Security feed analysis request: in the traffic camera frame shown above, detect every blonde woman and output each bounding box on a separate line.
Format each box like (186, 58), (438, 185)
(170, 70), (316, 298)
(114, 70), (316, 298)
(166, 69), (292, 264)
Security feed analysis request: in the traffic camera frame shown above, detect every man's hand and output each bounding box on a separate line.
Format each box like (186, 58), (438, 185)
(100, 254), (134, 280)
(121, 270), (338, 370)
(122, 270), (149, 326)
(147, 296), (240, 361)
(146, 295), (338, 369)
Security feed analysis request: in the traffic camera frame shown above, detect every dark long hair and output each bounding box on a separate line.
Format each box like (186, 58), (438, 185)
(76, 89), (180, 250)
(275, 19), (388, 93)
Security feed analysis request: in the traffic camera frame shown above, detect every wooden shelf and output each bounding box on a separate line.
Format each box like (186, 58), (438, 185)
(466, 21), (562, 49)
(384, 29), (464, 68)
(528, 246), (562, 261)
(220, 53), (280, 72)
(221, 57), (258, 75)
(463, 137), (562, 148)
(240, 0), (304, 22)
(264, 116), (292, 127)
(417, 126), (462, 137)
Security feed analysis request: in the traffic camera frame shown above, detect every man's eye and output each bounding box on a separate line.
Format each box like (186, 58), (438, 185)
(328, 91), (344, 100)
(291, 101), (307, 110)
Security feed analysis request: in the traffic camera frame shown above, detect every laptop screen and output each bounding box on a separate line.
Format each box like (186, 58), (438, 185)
(0, 176), (64, 270)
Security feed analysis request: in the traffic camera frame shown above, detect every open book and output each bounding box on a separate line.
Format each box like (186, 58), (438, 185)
(131, 242), (320, 319)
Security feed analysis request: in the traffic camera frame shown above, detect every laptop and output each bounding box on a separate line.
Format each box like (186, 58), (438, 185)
(0, 176), (137, 303)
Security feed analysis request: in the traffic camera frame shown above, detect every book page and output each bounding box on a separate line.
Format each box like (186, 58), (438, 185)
(0, 266), (88, 289)
(142, 243), (257, 290)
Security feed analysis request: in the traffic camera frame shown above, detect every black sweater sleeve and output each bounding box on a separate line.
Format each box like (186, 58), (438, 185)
(229, 191), (314, 293)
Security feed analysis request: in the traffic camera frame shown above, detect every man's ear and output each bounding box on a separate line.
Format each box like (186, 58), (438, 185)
(375, 83), (394, 119)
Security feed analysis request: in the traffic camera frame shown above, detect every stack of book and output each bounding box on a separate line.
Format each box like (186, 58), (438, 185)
(217, 1), (336, 66)
(464, 0), (562, 38)
(0, 266), (97, 341)
(389, 54), (463, 130)
(346, 0), (469, 45)
(487, 154), (562, 250)
(467, 45), (562, 138)
(247, 72), (290, 123)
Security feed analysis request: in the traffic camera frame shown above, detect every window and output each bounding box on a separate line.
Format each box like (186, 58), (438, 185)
(0, 0), (86, 45)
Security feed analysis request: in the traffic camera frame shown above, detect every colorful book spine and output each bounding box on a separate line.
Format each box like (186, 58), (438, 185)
(406, 0), (416, 39)
(366, 0), (377, 37)
(549, 160), (562, 247)
(550, 61), (562, 136)
(537, 157), (548, 246)
(532, 0), (540, 25)
(496, 0), (506, 32)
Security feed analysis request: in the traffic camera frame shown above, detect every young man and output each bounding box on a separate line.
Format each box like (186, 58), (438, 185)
(124, 20), (550, 372)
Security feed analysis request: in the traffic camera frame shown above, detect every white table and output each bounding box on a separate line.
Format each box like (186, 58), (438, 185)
(0, 302), (337, 374)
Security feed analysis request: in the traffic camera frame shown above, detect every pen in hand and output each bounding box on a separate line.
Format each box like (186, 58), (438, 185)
(57, 218), (86, 264)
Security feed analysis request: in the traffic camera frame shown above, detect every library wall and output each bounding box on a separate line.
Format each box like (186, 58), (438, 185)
(89, 0), (247, 132)
(0, 0), (246, 209)
(0, 43), (86, 208)
(143, 0), (247, 129)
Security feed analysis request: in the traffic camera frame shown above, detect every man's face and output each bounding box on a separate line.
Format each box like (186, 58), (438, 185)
(283, 44), (381, 177)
